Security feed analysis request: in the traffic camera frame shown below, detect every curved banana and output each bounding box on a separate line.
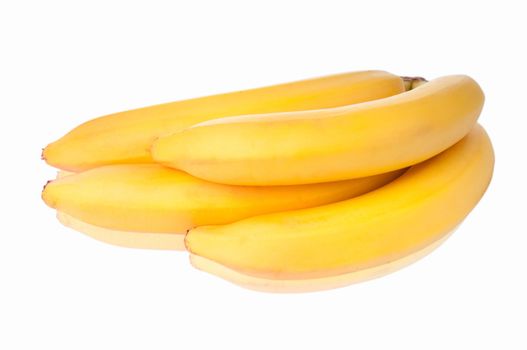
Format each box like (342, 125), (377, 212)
(153, 75), (484, 185)
(185, 124), (494, 280)
(43, 70), (405, 171)
(189, 229), (455, 293)
(42, 164), (403, 233)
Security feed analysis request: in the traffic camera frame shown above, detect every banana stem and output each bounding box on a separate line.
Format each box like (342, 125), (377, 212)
(402, 76), (428, 91)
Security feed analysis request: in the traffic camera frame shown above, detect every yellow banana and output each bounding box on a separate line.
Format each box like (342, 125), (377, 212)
(42, 164), (403, 233)
(189, 230), (455, 293)
(152, 75), (484, 185)
(43, 70), (405, 171)
(54, 171), (187, 250)
(185, 124), (494, 280)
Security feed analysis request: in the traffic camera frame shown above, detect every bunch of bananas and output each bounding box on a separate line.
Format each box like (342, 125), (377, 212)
(42, 70), (494, 292)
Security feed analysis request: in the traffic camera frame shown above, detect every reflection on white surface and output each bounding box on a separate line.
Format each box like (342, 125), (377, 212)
(56, 211), (186, 251)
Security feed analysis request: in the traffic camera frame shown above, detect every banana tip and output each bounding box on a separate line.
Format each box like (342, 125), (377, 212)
(41, 179), (54, 206)
(43, 179), (52, 191)
(183, 229), (192, 252)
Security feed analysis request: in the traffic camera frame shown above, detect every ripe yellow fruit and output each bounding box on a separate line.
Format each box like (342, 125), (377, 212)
(189, 230), (455, 293)
(42, 164), (403, 233)
(185, 124), (494, 280)
(153, 75), (484, 185)
(43, 70), (405, 171)
(39, 69), (494, 293)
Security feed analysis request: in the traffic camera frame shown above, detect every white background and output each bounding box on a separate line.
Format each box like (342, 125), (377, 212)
(1, 1), (526, 349)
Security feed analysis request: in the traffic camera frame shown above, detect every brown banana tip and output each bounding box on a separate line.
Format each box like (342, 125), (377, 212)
(42, 179), (52, 193)
(41, 180), (54, 205)
(183, 229), (192, 252)
(41, 147), (46, 161)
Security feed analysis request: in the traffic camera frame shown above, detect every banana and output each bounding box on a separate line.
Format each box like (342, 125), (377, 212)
(54, 170), (186, 250)
(189, 229), (455, 293)
(42, 164), (403, 233)
(185, 124), (494, 280)
(152, 75), (484, 186)
(42, 70), (405, 171)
